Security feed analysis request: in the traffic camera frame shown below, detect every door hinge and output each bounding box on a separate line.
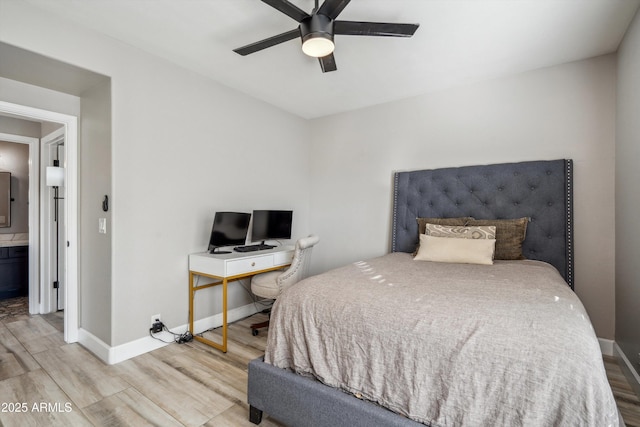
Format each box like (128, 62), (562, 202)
(53, 281), (59, 289)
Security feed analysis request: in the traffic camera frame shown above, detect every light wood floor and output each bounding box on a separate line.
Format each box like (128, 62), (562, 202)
(0, 306), (282, 427)
(605, 354), (640, 427)
(0, 300), (639, 427)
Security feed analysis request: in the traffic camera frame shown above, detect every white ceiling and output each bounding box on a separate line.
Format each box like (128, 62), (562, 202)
(23, 0), (640, 119)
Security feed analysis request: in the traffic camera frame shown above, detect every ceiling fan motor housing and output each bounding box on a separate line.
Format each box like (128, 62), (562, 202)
(300, 13), (334, 44)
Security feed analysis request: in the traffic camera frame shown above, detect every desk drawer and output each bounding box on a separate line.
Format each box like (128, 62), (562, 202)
(227, 255), (273, 276)
(273, 250), (294, 266)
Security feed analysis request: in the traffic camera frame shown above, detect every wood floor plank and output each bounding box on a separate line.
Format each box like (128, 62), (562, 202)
(604, 355), (640, 426)
(19, 331), (67, 355)
(41, 311), (64, 332)
(112, 352), (235, 427)
(204, 403), (283, 427)
(0, 325), (40, 380)
(0, 324), (26, 353)
(163, 350), (250, 406)
(82, 387), (184, 427)
(0, 351), (39, 382)
(32, 344), (130, 408)
(5, 317), (65, 356)
(0, 369), (93, 426)
(5, 316), (59, 342)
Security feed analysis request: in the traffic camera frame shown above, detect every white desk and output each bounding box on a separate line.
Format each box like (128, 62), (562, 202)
(188, 246), (294, 352)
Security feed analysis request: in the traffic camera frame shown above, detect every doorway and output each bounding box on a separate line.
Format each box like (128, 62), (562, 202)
(0, 100), (79, 343)
(0, 132), (39, 310)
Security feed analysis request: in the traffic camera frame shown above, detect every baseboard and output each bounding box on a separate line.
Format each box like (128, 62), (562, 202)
(78, 303), (260, 365)
(77, 328), (112, 363)
(599, 338), (615, 356)
(614, 342), (640, 399)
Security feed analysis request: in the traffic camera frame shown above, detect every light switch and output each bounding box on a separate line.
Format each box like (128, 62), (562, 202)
(99, 218), (107, 234)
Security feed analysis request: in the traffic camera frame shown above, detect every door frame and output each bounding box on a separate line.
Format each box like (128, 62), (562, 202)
(0, 131), (39, 312)
(0, 100), (79, 343)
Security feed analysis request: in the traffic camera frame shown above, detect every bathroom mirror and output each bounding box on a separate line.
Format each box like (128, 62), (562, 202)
(0, 172), (10, 227)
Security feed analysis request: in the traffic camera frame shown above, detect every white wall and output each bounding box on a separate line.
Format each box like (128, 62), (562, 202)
(109, 50), (311, 346)
(309, 55), (617, 339)
(616, 9), (640, 377)
(1, 0), (311, 347)
(80, 79), (112, 343)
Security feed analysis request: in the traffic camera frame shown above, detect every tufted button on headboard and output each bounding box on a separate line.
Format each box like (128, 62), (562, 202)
(392, 159), (574, 288)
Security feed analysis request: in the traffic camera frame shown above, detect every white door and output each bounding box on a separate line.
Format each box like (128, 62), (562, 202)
(42, 129), (66, 313)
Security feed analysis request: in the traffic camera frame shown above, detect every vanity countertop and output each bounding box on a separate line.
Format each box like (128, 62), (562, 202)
(0, 233), (29, 247)
(0, 240), (28, 247)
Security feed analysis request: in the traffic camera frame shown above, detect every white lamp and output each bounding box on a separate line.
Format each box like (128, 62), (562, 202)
(302, 35), (335, 57)
(46, 166), (65, 187)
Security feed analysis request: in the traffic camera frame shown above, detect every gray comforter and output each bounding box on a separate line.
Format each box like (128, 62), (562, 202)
(264, 253), (618, 426)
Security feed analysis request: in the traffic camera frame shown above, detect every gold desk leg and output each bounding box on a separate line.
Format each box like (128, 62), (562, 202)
(189, 271), (195, 336)
(189, 265), (287, 353)
(190, 273), (228, 353)
(222, 277), (228, 352)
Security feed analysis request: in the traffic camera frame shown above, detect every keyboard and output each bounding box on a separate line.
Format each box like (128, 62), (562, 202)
(233, 244), (276, 252)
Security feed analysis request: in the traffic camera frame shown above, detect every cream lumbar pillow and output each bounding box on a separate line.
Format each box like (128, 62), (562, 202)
(414, 234), (496, 265)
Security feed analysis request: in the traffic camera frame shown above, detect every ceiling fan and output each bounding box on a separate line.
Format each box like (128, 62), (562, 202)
(233, 0), (420, 73)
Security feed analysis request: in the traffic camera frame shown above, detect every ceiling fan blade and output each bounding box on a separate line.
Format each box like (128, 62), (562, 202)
(334, 21), (419, 37)
(233, 28), (300, 56)
(318, 53), (337, 73)
(317, 0), (351, 20)
(261, 0), (310, 22)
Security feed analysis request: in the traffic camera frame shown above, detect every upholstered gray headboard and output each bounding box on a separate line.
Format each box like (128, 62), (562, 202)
(391, 160), (574, 288)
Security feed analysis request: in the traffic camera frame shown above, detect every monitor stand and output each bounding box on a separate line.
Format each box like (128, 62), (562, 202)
(209, 247), (231, 254)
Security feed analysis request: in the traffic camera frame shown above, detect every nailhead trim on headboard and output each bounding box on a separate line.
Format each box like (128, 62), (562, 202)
(565, 159), (574, 288)
(391, 159), (574, 289)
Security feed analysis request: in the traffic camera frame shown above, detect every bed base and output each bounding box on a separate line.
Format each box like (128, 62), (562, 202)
(248, 357), (422, 426)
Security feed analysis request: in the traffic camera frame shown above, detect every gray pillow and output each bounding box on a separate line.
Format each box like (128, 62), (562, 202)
(466, 217), (529, 260)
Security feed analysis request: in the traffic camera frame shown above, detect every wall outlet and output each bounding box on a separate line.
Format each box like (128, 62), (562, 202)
(150, 314), (162, 333)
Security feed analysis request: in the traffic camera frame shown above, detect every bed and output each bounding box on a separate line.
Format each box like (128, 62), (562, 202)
(247, 159), (618, 426)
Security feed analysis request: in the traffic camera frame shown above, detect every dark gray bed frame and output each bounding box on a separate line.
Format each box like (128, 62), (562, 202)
(248, 159), (574, 426)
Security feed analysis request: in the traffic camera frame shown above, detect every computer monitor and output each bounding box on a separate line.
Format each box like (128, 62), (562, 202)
(251, 210), (293, 243)
(208, 212), (251, 254)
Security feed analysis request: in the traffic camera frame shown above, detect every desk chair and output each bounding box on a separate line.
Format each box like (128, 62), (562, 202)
(250, 234), (320, 336)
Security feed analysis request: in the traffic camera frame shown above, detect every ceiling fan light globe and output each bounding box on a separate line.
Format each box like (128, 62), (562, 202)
(302, 36), (335, 57)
